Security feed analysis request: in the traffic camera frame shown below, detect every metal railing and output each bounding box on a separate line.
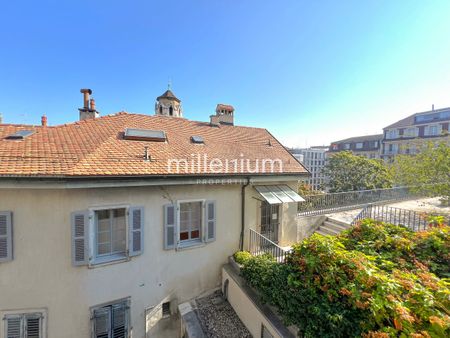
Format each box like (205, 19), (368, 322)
(351, 204), (448, 231)
(298, 186), (420, 216)
(249, 229), (290, 263)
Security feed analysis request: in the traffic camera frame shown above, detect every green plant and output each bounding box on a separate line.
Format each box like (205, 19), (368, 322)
(233, 251), (253, 265)
(241, 221), (450, 337)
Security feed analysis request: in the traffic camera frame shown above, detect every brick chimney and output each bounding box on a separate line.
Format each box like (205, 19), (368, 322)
(0, 113), (3, 124)
(210, 104), (234, 126)
(79, 88), (99, 120)
(41, 114), (47, 127)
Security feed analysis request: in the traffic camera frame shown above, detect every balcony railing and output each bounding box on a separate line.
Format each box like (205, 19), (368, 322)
(298, 186), (420, 216)
(249, 229), (290, 263)
(352, 204), (448, 231)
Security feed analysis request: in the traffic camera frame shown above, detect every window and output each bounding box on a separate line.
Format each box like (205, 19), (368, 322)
(343, 143), (350, 150)
(4, 312), (45, 338)
(355, 142), (363, 149)
(179, 202), (202, 242)
(95, 208), (127, 259)
(92, 299), (129, 338)
(427, 125), (439, 136)
(71, 206), (144, 266)
(163, 200), (216, 250)
(162, 302), (171, 318)
(404, 128), (417, 137)
(169, 106), (173, 116)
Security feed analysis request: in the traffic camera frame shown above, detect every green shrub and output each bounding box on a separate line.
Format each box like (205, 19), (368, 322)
(241, 221), (450, 337)
(233, 251), (253, 265)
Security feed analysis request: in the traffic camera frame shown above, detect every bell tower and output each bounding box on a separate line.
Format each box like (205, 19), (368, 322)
(155, 85), (183, 118)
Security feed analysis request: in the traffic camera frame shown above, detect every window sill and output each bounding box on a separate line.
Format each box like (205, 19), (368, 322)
(176, 241), (205, 251)
(89, 254), (129, 268)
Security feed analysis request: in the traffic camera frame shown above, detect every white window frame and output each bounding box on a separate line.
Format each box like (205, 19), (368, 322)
(176, 199), (205, 248)
(355, 142), (363, 149)
(88, 204), (130, 266)
(427, 124), (439, 136)
(343, 143), (350, 150)
(2, 308), (47, 338)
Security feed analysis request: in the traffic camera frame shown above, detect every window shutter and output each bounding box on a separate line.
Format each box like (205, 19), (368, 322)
(129, 207), (144, 257)
(0, 211), (13, 262)
(71, 211), (89, 266)
(112, 303), (128, 338)
(5, 315), (22, 338)
(163, 204), (176, 250)
(93, 307), (111, 338)
(25, 314), (41, 338)
(205, 201), (216, 242)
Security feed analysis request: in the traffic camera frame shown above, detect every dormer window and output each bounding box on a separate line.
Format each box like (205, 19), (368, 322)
(124, 128), (166, 142)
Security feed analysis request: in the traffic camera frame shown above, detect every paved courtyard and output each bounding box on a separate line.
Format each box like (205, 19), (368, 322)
(328, 197), (450, 224)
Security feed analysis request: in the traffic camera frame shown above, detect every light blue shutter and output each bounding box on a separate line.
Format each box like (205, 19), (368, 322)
(71, 211), (89, 266)
(205, 201), (216, 242)
(5, 315), (22, 338)
(129, 207), (144, 257)
(112, 302), (128, 338)
(163, 204), (176, 250)
(93, 307), (111, 338)
(0, 211), (13, 262)
(25, 314), (41, 338)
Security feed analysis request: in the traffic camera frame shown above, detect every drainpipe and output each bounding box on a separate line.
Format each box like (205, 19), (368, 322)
(240, 177), (251, 251)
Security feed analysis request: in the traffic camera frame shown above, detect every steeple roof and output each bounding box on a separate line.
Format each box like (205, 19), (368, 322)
(157, 89), (181, 103)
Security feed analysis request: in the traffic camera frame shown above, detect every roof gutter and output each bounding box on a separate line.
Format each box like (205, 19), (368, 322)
(0, 174), (308, 190)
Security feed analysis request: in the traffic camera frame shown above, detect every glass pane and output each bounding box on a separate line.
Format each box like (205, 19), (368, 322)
(96, 210), (111, 256)
(112, 209), (126, 254)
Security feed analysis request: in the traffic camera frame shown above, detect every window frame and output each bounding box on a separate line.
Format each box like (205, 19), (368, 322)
(176, 199), (205, 248)
(89, 204), (130, 265)
(2, 309), (47, 338)
(90, 298), (130, 338)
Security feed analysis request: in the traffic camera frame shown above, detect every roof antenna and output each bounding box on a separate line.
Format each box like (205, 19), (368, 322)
(168, 77), (172, 90)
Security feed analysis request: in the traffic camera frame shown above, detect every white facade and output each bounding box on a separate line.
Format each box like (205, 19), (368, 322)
(292, 147), (328, 191)
(0, 178), (301, 338)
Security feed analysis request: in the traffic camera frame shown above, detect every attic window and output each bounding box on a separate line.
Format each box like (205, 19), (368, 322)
(191, 136), (204, 144)
(124, 128), (166, 142)
(6, 130), (35, 140)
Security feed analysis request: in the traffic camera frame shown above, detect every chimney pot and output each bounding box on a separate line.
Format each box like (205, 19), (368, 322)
(90, 98), (96, 111)
(80, 88), (92, 109)
(432, 104), (435, 111)
(41, 115), (47, 127)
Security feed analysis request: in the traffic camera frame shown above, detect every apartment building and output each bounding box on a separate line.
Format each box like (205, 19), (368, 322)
(0, 89), (307, 338)
(328, 134), (383, 159)
(291, 147), (327, 191)
(382, 106), (450, 160)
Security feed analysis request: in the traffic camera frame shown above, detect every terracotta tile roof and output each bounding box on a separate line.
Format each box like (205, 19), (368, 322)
(0, 113), (307, 178)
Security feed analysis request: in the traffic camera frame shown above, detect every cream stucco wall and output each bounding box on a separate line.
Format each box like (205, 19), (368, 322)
(0, 178), (301, 338)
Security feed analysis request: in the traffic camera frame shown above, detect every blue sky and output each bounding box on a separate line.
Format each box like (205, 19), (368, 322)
(1, 1), (450, 147)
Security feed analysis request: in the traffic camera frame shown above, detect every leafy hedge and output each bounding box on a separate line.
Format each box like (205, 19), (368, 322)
(240, 220), (450, 337)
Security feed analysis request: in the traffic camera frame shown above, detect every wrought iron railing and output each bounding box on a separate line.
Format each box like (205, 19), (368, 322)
(351, 204), (448, 231)
(298, 186), (420, 216)
(249, 229), (290, 263)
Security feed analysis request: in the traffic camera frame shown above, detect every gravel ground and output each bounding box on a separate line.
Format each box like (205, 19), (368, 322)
(196, 290), (252, 338)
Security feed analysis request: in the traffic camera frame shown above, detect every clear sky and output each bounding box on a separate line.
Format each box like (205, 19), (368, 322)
(1, 0), (450, 147)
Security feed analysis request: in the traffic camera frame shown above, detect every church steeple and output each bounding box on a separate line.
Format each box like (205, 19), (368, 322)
(155, 85), (183, 117)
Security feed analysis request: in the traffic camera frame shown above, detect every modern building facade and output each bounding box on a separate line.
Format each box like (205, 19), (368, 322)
(291, 146), (327, 191)
(328, 134), (383, 159)
(0, 89), (307, 338)
(382, 106), (450, 160)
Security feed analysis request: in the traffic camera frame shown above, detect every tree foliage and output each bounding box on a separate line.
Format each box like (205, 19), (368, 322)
(391, 142), (450, 201)
(323, 151), (393, 192)
(240, 221), (450, 337)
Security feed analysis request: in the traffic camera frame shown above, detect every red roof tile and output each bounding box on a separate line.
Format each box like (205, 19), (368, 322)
(0, 113), (307, 178)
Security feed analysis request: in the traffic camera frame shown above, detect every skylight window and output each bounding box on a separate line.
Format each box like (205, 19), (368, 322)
(124, 128), (166, 142)
(191, 136), (204, 144)
(6, 130), (35, 140)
